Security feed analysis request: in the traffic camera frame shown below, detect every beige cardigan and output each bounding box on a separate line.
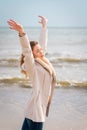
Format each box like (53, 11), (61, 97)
(19, 28), (56, 122)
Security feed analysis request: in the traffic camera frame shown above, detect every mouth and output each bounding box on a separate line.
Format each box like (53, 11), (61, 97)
(42, 53), (44, 57)
(40, 54), (44, 59)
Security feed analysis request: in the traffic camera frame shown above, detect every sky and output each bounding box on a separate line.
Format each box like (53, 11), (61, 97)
(0, 0), (87, 27)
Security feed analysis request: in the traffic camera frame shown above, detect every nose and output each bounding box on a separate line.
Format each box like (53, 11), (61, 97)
(40, 49), (44, 54)
(40, 49), (44, 56)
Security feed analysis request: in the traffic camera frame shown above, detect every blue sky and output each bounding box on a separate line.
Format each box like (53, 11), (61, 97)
(0, 0), (87, 27)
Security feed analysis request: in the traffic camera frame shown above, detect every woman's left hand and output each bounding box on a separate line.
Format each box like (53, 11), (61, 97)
(38, 15), (48, 28)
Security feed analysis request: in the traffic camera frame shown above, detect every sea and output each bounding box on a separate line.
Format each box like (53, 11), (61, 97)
(0, 27), (87, 130)
(0, 27), (87, 87)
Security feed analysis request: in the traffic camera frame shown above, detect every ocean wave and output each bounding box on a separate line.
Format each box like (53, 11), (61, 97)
(57, 80), (87, 88)
(0, 57), (87, 67)
(0, 77), (32, 88)
(50, 57), (87, 63)
(0, 58), (19, 67)
(0, 77), (87, 88)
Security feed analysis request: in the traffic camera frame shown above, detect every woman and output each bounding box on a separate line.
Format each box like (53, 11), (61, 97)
(7, 16), (56, 130)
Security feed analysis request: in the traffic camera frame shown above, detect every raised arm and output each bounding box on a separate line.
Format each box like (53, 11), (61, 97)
(38, 16), (48, 52)
(7, 19), (35, 81)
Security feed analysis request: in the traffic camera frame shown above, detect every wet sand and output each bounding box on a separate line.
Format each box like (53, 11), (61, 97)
(0, 85), (87, 130)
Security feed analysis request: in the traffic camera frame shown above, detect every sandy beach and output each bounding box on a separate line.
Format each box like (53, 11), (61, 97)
(0, 85), (87, 130)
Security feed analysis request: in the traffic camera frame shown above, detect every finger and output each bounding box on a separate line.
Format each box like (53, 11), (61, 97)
(7, 19), (19, 27)
(38, 15), (43, 19)
(38, 15), (45, 19)
(38, 15), (45, 18)
(9, 26), (14, 30)
(38, 16), (48, 23)
(9, 19), (18, 24)
(7, 20), (15, 25)
(7, 21), (15, 26)
(9, 26), (17, 31)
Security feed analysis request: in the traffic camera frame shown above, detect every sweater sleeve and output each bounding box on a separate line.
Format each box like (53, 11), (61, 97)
(38, 28), (48, 52)
(19, 34), (35, 82)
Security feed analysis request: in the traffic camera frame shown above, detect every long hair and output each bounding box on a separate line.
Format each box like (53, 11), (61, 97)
(20, 41), (38, 78)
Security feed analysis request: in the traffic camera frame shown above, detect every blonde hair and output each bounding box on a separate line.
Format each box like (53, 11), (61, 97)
(20, 54), (28, 78)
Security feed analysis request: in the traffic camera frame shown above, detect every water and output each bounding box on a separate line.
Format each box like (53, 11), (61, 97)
(0, 27), (87, 87)
(0, 27), (87, 130)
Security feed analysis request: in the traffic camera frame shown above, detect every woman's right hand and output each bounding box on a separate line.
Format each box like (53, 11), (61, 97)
(7, 19), (25, 36)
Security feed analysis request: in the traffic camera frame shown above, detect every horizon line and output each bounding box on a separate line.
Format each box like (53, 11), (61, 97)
(0, 26), (87, 28)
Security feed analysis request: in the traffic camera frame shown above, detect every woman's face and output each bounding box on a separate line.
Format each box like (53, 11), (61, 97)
(32, 44), (44, 59)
